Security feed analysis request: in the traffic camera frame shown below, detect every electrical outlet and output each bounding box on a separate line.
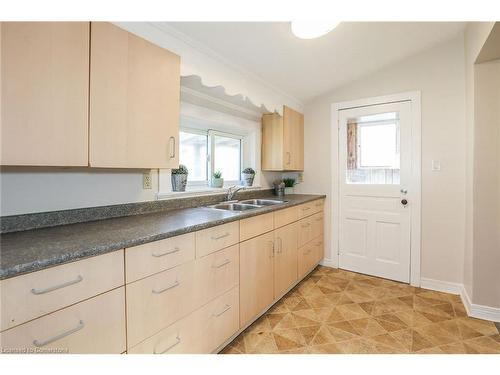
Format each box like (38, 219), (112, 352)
(143, 171), (152, 189)
(297, 172), (304, 183)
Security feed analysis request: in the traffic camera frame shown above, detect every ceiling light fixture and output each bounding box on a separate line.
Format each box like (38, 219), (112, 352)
(291, 20), (339, 39)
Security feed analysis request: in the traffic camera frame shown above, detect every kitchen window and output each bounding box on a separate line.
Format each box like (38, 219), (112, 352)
(179, 128), (242, 187)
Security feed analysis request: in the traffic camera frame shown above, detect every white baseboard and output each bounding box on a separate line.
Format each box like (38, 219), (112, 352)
(319, 258), (337, 268)
(420, 277), (462, 295)
(460, 285), (500, 323)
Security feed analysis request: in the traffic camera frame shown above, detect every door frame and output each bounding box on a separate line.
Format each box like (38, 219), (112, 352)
(330, 91), (422, 287)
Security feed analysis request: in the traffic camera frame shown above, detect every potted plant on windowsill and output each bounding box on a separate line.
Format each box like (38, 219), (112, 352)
(241, 167), (256, 187)
(171, 164), (188, 192)
(211, 171), (224, 188)
(283, 177), (296, 195)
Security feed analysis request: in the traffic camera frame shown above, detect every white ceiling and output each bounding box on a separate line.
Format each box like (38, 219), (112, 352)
(166, 22), (466, 103)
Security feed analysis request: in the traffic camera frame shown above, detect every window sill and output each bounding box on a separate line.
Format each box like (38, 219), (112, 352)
(156, 185), (265, 200)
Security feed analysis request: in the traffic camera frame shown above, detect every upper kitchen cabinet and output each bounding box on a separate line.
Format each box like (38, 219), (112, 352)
(0, 22), (90, 166)
(261, 105), (304, 171)
(89, 22), (180, 168)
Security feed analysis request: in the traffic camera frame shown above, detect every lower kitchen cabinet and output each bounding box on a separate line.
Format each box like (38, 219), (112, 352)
(0, 198), (324, 354)
(273, 222), (298, 298)
(128, 286), (239, 354)
(239, 231), (275, 327)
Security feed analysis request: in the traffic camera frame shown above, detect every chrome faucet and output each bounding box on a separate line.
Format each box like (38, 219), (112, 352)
(226, 185), (245, 201)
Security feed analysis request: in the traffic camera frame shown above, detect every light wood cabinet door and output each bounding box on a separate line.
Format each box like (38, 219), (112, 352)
(0, 22), (90, 166)
(239, 232), (275, 327)
(274, 222), (298, 298)
(283, 105), (304, 171)
(261, 105), (304, 171)
(261, 113), (283, 171)
(89, 22), (180, 168)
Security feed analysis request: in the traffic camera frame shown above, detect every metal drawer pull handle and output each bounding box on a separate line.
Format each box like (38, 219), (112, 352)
(278, 237), (283, 253)
(154, 336), (181, 354)
(152, 280), (180, 294)
(213, 304), (231, 317)
(212, 259), (231, 268)
(152, 247), (180, 258)
(33, 320), (85, 347)
(211, 232), (230, 240)
(31, 275), (83, 295)
(268, 241), (275, 258)
(169, 137), (176, 159)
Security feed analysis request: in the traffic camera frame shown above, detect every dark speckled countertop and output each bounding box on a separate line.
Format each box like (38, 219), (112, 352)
(0, 194), (325, 280)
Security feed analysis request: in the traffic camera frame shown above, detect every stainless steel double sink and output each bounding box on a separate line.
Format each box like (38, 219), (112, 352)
(209, 199), (287, 211)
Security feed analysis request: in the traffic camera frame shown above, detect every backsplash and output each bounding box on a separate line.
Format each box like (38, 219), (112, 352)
(0, 189), (274, 233)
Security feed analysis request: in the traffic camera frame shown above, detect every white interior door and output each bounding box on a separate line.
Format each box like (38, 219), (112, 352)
(338, 101), (412, 283)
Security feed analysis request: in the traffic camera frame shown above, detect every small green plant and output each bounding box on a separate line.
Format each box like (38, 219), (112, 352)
(283, 177), (296, 188)
(242, 167), (255, 174)
(213, 171), (222, 178)
(171, 164), (188, 175)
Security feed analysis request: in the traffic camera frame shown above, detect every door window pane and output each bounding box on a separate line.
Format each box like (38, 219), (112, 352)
(346, 112), (400, 184)
(213, 135), (241, 181)
(179, 131), (207, 182)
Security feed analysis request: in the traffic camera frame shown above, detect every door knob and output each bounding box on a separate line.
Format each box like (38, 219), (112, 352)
(401, 199), (408, 206)
(400, 188), (408, 194)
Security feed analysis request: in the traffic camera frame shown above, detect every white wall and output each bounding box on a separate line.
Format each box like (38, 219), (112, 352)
(463, 22), (496, 299)
(472, 60), (500, 307)
(296, 34), (467, 285)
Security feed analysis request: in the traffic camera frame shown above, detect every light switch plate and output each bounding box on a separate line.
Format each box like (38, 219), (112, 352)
(431, 160), (441, 171)
(143, 171), (152, 189)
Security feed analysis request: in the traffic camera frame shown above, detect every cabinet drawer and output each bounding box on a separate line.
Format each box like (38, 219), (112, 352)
(240, 212), (274, 241)
(312, 199), (325, 212)
(126, 260), (197, 348)
(298, 216), (313, 247)
(125, 233), (195, 283)
(313, 238), (324, 264)
(126, 245), (239, 348)
(0, 250), (124, 332)
(0, 287), (126, 354)
(196, 222), (239, 258)
(298, 243), (316, 278)
(274, 206), (299, 228)
(195, 244), (239, 304)
(129, 286), (239, 354)
(298, 199), (324, 218)
(199, 286), (239, 353)
(128, 309), (197, 354)
(311, 212), (324, 239)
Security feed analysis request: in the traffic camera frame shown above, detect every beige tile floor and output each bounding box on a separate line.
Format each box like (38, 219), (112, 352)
(221, 266), (500, 354)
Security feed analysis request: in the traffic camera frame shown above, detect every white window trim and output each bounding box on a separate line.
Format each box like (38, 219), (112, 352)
(208, 129), (243, 185)
(164, 127), (246, 193)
